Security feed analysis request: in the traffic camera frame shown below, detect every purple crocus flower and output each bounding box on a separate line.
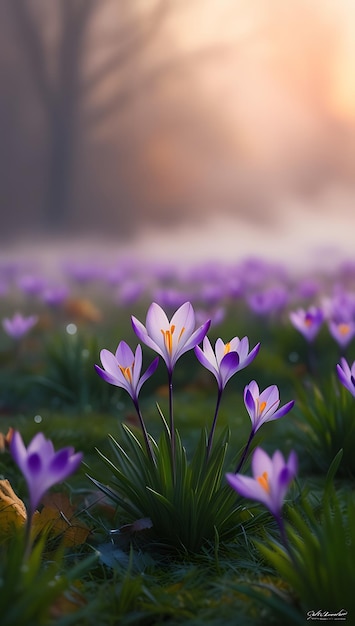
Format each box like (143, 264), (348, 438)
(247, 287), (288, 316)
(131, 302), (210, 374)
(95, 341), (159, 404)
(195, 336), (260, 392)
(41, 285), (69, 307)
(226, 447), (298, 520)
(195, 335), (260, 460)
(10, 431), (82, 519)
(2, 312), (38, 339)
(336, 357), (355, 397)
(244, 381), (295, 434)
(289, 306), (324, 342)
(95, 341), (159, 463)
(328, 319), (355, 348)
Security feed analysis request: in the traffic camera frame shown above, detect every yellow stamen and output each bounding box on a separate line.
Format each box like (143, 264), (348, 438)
(224, 342), (231, 354)
(178, 327), (185, 341)
(119, 365), (132, 383)
(258, 400), (267, 414)
(257, 471), (270, 492)
(161, 324), (175, 355)
(339, 323), (350, 336)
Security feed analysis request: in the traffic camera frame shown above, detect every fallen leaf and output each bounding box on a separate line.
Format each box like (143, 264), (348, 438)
(0, 478), (27, 536)
(32, 492), (91, 546)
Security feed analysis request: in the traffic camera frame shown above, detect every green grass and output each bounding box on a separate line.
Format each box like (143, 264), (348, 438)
(1, 300), (354, 625)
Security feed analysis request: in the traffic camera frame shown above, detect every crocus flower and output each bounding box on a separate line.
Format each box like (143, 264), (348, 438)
(226, 447), (298, 520)
(131, 302), (210, 374)
(94, 341), (159, 404)
(2, 312), (38, 339)
(194, 336), (260, 391)
(247, 287), (288, 316)
(289, 306), (324, 342)
(336, 357), (355, 397)
(10, 431), (82, 519)
(328, 319), (355, 349)
(244, 381), (294, 434)
(95, 341), (159, 463)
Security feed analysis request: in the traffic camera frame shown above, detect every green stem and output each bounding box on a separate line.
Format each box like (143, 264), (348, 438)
(235, 429), (254, 473)
(133, 398), (156, 466)
(168, 371), (176, 483)
(206, 388), (223, 461)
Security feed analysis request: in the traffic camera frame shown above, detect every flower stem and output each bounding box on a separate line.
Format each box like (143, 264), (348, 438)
(206, 388), (223, 460)
(133, 398), (156, 466)
(235, 429), (254, 473)
(276, 515), (299, 571)
(168, 371), (176, 483)
(23, 511), (34, 560)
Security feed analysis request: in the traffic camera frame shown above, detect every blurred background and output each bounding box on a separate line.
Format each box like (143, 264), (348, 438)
(1, 0), (355, 267)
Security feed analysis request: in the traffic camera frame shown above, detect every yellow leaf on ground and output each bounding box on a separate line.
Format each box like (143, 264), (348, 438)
(31, 492), (90, 546)
(0, 478), (26, 536)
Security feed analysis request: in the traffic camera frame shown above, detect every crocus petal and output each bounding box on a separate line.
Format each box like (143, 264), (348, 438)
(266, 400), (295, 422)
(194, 344), (219, 378)
(251, 447), (274, 478)
(240, 342), (260, 369)
(115, 341), (135, 366)
(219, 352), (240, 387)
(136, 356), (160, 395)
(179, 320), (211, 356)
(94, 364), (124, 388)
(10, 431), (29, 471)
(225, 473), (271, 510)
(145, 302), (171, 348)
(170, 301), (196, 340)
(131, 315), (165, 357)
(100, 349), (121, 378)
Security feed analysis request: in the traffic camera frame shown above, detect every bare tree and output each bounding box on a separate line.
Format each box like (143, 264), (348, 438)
(6, 0), (170, 235)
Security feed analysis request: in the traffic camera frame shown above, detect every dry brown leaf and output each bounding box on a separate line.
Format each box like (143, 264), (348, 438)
(0, 478), (27, 536)
(64, 298), (102, 322)
(32, 492), (90, 546)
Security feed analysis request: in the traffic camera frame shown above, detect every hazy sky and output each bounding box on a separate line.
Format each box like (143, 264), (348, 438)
(1, 0), (355, 267)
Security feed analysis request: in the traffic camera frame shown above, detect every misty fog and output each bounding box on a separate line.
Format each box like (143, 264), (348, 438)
(1, 0), (355, 265)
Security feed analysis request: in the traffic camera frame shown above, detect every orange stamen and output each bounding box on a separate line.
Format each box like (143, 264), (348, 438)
(339, 323), (350, 336)
(161, 324), (176, 355)
(257, 471), (270, 492)
(119, 365), (132, 383)
(178, 327), (185, 341)
(258, 400), (267, 414)
(224, 342), (231, 354)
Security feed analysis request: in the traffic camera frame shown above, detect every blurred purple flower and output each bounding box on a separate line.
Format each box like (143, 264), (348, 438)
(2, 312), (38, 339)
(152, 288), (191, 310)
(247, 286), (288, 316)
(41, 285), (69, 307)
(244, 381), (294, 433)
(95, 341), (159, 403)
(336, 357), (355, 397)
(195, 307), (225, 328)
(295, 277), (321, 299)
(131, 302), (210, 374)
(289, 306), (324, 342)
(226, 447), (298, 520)
(195, 336), (260, 391)
(10, 431), (82, 518)
(17, 274), (46, 296)
(117, 281), (144, 306)
(328, 319), (355, 348)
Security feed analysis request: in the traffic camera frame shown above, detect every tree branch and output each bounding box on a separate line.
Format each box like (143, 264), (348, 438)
(9, 0), (54, 111)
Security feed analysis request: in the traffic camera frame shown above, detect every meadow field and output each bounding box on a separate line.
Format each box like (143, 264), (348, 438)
(1, 250), (354, 625)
